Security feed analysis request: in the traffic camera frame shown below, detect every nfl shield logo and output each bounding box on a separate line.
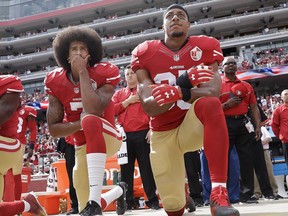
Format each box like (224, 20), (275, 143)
(190, 46), (202, 61)
(74, 87), (79, 94)
(173, 55), (180, 61)
(19, 109), (25, 115)
(91, 79), (98, 90)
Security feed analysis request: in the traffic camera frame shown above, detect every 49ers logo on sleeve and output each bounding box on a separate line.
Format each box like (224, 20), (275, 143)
(190, 46), (202, 61)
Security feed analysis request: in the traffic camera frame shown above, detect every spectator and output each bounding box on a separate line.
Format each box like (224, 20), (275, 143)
(184, 151), (203, 208)
(271, 89), (288, 166)
(220, 56), (261, 204)
(248, 104), (275, 200)
(253, 126), (283, 199)
(56, 137), (79, 215)
(112, 64), (160, 210)
(131, 4), (239, 216)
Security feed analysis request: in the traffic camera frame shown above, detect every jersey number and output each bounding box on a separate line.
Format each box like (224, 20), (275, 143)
(153, 71), (191, 110)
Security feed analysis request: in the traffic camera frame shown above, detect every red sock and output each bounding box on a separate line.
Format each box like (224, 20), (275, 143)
(14, 174), (22, 200)
(195, 97), (229, 183)
(100, 197), (107, 210)
(3, 169), (15, 202)
(0, 201), (24, 216)
(165, 207), (185, 216)
(81, 115), (106, 154)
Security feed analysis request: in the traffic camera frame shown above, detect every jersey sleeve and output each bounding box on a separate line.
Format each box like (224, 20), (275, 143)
(211, 37), (224, 65)
(94, 62), (120, 87)
(104, 63), (120, 87)
(131, 41), (150, 72)
(27, 106), (38, 118)
(194, 36), (224, 65)
(44, 68), (63, 97)
(0, 75), (23, 95)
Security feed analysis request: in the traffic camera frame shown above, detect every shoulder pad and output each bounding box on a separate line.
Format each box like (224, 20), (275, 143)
(132, 40), (160, 57)
(44, 68), (64, 85)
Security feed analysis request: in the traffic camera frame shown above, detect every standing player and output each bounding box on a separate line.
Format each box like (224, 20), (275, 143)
(3, 100), (38, 202)
(131, 4), (239, 216)
(45, 26), (126, 216)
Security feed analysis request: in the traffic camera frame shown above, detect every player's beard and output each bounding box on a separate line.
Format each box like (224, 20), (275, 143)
(171, 31), (184, 38)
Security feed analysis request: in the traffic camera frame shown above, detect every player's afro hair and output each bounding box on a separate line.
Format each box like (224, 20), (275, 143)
(52, 26), (102, 69)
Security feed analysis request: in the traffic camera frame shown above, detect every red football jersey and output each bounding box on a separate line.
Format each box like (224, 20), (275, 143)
(0, 75), (24, 138)
(17, 105), (38, 144)
(45, 62), (120, 146)
(131, 36), (224, 131)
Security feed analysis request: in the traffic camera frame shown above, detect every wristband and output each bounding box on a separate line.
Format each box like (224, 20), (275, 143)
(180, 87), (191, 102)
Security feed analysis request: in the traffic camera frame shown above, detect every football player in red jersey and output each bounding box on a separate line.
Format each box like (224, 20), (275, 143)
(3, 102), (38, 202)
(131, 4), (239, 216)
(45, 26), (127, 216)
(0, 75), (24, 201)
(18, 103), (38, 157)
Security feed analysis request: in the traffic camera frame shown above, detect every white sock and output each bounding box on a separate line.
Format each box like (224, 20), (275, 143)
(23, 200), (30, 212)
(212, 182), (226, 188)
(101, 185), (123, 206)
(87, 153), (106, 205)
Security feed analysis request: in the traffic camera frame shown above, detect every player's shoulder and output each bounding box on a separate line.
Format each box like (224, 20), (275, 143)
(0, 74), (21, 86)
(44, 67), (65, 85)
(91, 62), (119, 77)
(132, 40), (162, 57)
(241, 80), (253, 89)
(93, 61), (118, 71)
(0, 74), (23, 92)
(24, 105), (37, 112)
(189, 35), (220, 47)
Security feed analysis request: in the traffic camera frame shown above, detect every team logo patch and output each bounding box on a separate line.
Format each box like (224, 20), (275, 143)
(190, 46), (202, 61)
(235, 90), (242, 96)
(74, 87), (79, 94)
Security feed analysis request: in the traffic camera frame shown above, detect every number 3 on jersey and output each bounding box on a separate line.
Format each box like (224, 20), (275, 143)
(153, 71), (191, 110)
